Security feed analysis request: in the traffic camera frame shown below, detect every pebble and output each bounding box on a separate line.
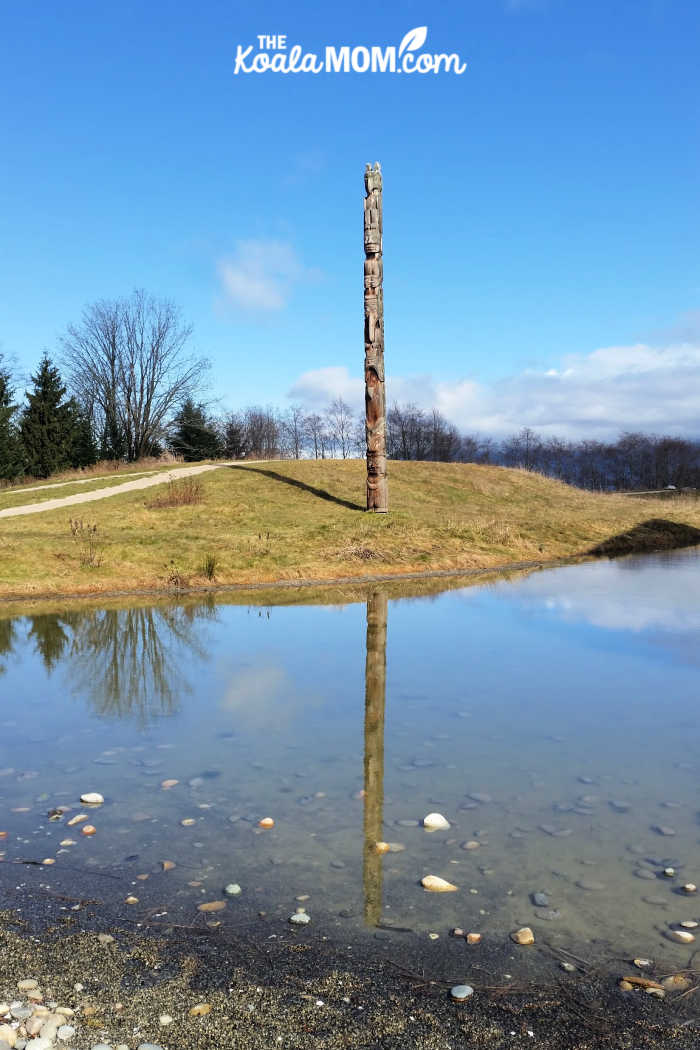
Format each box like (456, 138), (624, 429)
(159, 1014), (174, 1025)
(634, 869), (656, 880)
(680, 920), (698, 929)
(124, 896), (139, 905)
(386, 842), (405, 852)
(0, 1027), (15, 1049)
(421, 875), (458, 892)
(560, 962), (576, 973)
(80, 792), (104, 805)
(609, 801), (631, 812)
(576, 879), (606, 891)
(189, 1003), (212, 1017)
(396, 819), (419, 827)
(661, 975), (691, 991)
(26, 1040), (52, 1050)
(290, 911), (311, 924)
(57, 1026), (75, 1042)
(138, 1044), (166, 1049)
(511, 926), (535, 945)
(633, 957), (654, 969)
(67, 814), (88, 826)
(198, 900), (226, 912)
(258, 817), (275, 828)
(224, 883), (242, 896)
(667, 929), (695, 943)
(539, 824), (572, 837)
(461, 840), (480, 851)
(466, 932), (482, 945)
(17, 981), (38, 991)
(81, 824), (96, 836)
(682, 883), (697, 894)
(652, 826), (676, 836)
(422, 812), (450, 831)
(532, 892), (549, 907)
(534, 908), (561, 921)
(180, 818), (196, 826)
(161, 779), (178, 789)
(450, 984), (474, 1001)
(468, 793), (491, 804)
(98, 933), (115, 944)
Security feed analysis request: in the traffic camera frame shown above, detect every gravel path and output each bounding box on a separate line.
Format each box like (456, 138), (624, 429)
(0, 463), (231, 519)
(1, 468), (160, 497)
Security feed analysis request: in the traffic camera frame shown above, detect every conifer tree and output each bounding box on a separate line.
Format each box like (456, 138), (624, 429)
(20, 354), (74, 478)
(170, 398), (222, 461)
(0, 354), (24, 481)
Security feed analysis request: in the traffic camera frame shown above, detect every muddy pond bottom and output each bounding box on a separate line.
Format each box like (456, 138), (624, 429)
(0, 548), (699, 989)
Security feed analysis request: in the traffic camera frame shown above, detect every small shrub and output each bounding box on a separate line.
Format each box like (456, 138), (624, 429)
(69, 518), (104, 568)
(166, 560), (187, 590)
(201, 553), (217, 580)
(147, 476), (203, 509)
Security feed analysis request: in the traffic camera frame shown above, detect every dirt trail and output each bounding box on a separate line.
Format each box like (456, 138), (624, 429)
(0, 463), (231, 519)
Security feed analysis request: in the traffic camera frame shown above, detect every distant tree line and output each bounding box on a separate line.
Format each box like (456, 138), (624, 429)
(2, 290), (699, 491)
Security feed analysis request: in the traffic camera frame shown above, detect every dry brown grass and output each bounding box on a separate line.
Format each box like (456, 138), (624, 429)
(146, 477), (204, 509)
(0, 459), (699, 603)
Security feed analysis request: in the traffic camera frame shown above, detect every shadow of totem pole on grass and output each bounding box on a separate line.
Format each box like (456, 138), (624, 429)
(363, 589), (388, 926)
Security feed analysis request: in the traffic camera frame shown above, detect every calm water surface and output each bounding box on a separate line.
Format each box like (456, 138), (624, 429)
(0, 548), (698, 973)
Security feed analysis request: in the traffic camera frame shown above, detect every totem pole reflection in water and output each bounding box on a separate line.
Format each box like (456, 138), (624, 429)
(362, 589), (387, 926)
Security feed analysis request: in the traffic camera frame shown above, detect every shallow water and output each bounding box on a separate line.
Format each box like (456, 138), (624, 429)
(1, 548), (699, 976)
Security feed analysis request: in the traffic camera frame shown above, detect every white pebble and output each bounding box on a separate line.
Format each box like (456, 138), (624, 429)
(422, 812), (450, 831)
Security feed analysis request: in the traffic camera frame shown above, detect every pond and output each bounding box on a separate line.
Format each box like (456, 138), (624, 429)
(0, 547), (698, 985)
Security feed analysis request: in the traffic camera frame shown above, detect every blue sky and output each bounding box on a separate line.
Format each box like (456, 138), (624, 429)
(1, 0), (698, 437)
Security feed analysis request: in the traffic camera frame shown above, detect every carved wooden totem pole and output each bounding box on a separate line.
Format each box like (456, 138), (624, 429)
(364, 163), (388, 512)
(362, 590), (387, 926)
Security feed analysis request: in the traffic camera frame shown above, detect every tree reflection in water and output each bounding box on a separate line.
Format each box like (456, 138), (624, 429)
(0, 601), (218, 723)
(0, 616), (17, 675)
(68, 602), (218, 722)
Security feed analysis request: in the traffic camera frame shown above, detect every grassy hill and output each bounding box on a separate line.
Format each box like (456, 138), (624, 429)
(1, 458), (699, 602)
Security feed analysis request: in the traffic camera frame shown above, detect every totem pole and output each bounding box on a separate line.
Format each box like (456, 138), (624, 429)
(362, 590), (387, 926)
(364, 163), (388, 512)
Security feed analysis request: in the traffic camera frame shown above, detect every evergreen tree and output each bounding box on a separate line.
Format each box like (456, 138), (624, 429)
(20, 354), (74, 478)
(65, 398), (98, 468)
(170, 399), (222, 461)
(0, 354), (24, 481)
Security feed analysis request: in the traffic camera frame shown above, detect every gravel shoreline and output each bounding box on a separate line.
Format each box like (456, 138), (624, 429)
(1, 871), (698, 1050)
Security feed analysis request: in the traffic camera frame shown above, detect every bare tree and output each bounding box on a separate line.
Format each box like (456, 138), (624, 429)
(304, 413), (327, 459)
(282, 404), (306, 459)
(326, 396), (354, 459)
(62, 290), (207, 461)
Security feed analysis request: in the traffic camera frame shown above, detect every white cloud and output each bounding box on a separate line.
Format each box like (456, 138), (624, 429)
(287, 340), (700, 440)
(501, 551), (700, 634)
(218, 239), (318, 312)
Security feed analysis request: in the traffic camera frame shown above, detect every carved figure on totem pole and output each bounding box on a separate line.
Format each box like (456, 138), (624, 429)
(363, 162), (388, 512)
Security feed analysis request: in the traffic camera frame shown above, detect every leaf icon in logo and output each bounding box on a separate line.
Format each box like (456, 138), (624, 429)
(398, 26), (428, 57)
